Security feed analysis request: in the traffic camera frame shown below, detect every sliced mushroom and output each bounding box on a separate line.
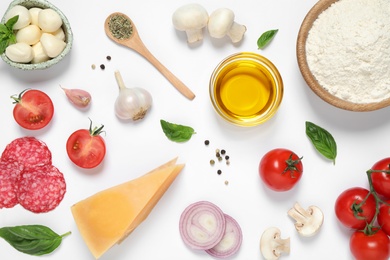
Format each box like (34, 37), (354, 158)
(287, 202), (324, 237)
(260, 227), (290, 260)
(172, 3), (209, 44)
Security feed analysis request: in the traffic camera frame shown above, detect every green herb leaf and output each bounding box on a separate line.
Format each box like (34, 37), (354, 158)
(0, 15), (18, 55)
(160, 119), (195, 143)
(0, 225), (71, 256)
(5, 15), (18, 30)
(305, 121), (337, 164)
(257, 29), (278, 49)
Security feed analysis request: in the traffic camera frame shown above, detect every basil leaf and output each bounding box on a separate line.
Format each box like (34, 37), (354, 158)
(0, 40), (8, 54)
(160, 119), (195, 143)
(257, 29), (278, 49)
(0, 225), (71, 256)
(0, 24), (8, 34)
(5, 15), (18, 30)
(0, 15), (18, 55)
(305, 121), (337, 164)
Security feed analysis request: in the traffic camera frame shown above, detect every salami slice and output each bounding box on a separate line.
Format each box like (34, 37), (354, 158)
(17, 164), (66, 213)
(1, 137), (52, 168)
(0, 160), (23, 209)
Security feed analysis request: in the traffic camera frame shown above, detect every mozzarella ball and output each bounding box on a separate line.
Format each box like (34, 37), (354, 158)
(40, 33), (66, 58)
(29, 7), (42, 26)
(51, 27), (65, 41)
(16, 24), (42, 45)
(38, 9), (62, 33)
(31, 42), (49, 64)
(5, 43), (34, 63)
(4, 5), (31, 30)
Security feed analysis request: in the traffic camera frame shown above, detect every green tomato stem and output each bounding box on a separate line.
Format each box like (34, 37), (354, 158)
(362, 169), (385, 235)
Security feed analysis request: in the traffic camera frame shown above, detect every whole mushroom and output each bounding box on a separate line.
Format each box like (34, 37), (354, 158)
(208, 8), (246, 43)
(260, 227), (290, 260)
(172, 3), (209, 44)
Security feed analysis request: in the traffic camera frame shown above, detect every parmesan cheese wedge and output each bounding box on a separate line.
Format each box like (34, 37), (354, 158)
(71, 157), (184, 259)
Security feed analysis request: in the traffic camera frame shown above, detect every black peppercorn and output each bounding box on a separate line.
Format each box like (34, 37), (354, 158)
(217, 170), (222, 175)
(204, 140), (210, 145)
(106, 55), (112, 61)
(100, 64), (105, 70)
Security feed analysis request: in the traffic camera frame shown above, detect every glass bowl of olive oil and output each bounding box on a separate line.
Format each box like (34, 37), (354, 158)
(209, 52), (283, 127)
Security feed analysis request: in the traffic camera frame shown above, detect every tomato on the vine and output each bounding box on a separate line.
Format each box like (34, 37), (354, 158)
(11, 89), (54, 130)
(378, 200), (390, 236)
(334, 187), (376, 230)
(66, 121), (106, 169)
(370, 158), (390, 199)
(350, 229), (390, 260)
(258, 148), (303, 192)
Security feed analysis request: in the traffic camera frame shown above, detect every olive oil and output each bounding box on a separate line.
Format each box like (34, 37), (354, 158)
(213, 59), (275, 120)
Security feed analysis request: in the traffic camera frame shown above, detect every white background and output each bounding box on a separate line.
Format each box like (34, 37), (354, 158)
(0, 0), (388, 259)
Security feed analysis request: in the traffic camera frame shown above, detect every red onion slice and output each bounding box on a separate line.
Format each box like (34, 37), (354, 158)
(205, 214), (243, 258)
(179, 201), (226, 250)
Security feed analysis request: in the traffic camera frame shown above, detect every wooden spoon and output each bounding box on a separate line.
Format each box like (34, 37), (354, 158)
(104, 12), (195, 100)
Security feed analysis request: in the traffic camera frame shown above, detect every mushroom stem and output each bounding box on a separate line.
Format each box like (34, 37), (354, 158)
(207, 8), (246, 43)
(288, 202), (311, 224)
(185, 28), (204, 43)
(227, 22), (247, 43)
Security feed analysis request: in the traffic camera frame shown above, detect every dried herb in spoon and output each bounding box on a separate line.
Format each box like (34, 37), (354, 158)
(108, 14), (133, 39)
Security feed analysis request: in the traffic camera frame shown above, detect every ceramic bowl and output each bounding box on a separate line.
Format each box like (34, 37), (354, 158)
(1, 0), (73, 70)
(297, 0), (390, 111)
(209, 52), (283, 127)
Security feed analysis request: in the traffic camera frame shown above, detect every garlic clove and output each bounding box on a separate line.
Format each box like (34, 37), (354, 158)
(61, 87), (91, 108)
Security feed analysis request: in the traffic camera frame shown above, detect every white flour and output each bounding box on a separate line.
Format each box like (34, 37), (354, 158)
(306, 0), (390, 103)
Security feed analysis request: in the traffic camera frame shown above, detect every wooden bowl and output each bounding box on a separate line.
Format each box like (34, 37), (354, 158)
(296, 0), (390, 111)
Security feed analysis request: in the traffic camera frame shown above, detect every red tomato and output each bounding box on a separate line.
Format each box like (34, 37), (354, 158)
(378, 201), (390, 236)
(258, 148), (303, 192)
(350, 229), (390, 260)
(12, 89), (54, 130)
(334, 187), (376, 230)
(370, 158), (390, 199)
(66, 122), (106, 169)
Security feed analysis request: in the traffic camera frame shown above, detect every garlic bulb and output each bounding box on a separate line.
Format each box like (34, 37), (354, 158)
(114, 70), (152, 121)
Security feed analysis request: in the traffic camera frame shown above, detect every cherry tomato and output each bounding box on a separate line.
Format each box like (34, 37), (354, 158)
(370, 158), (390, 199)
(12, 89), (54, 130)
(66, 122), (106, 169)
(258, 148), (303, 192)
(334, 187), (376, 230)
(378, 201), (390, 236)
(350, 229), (390, 260)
